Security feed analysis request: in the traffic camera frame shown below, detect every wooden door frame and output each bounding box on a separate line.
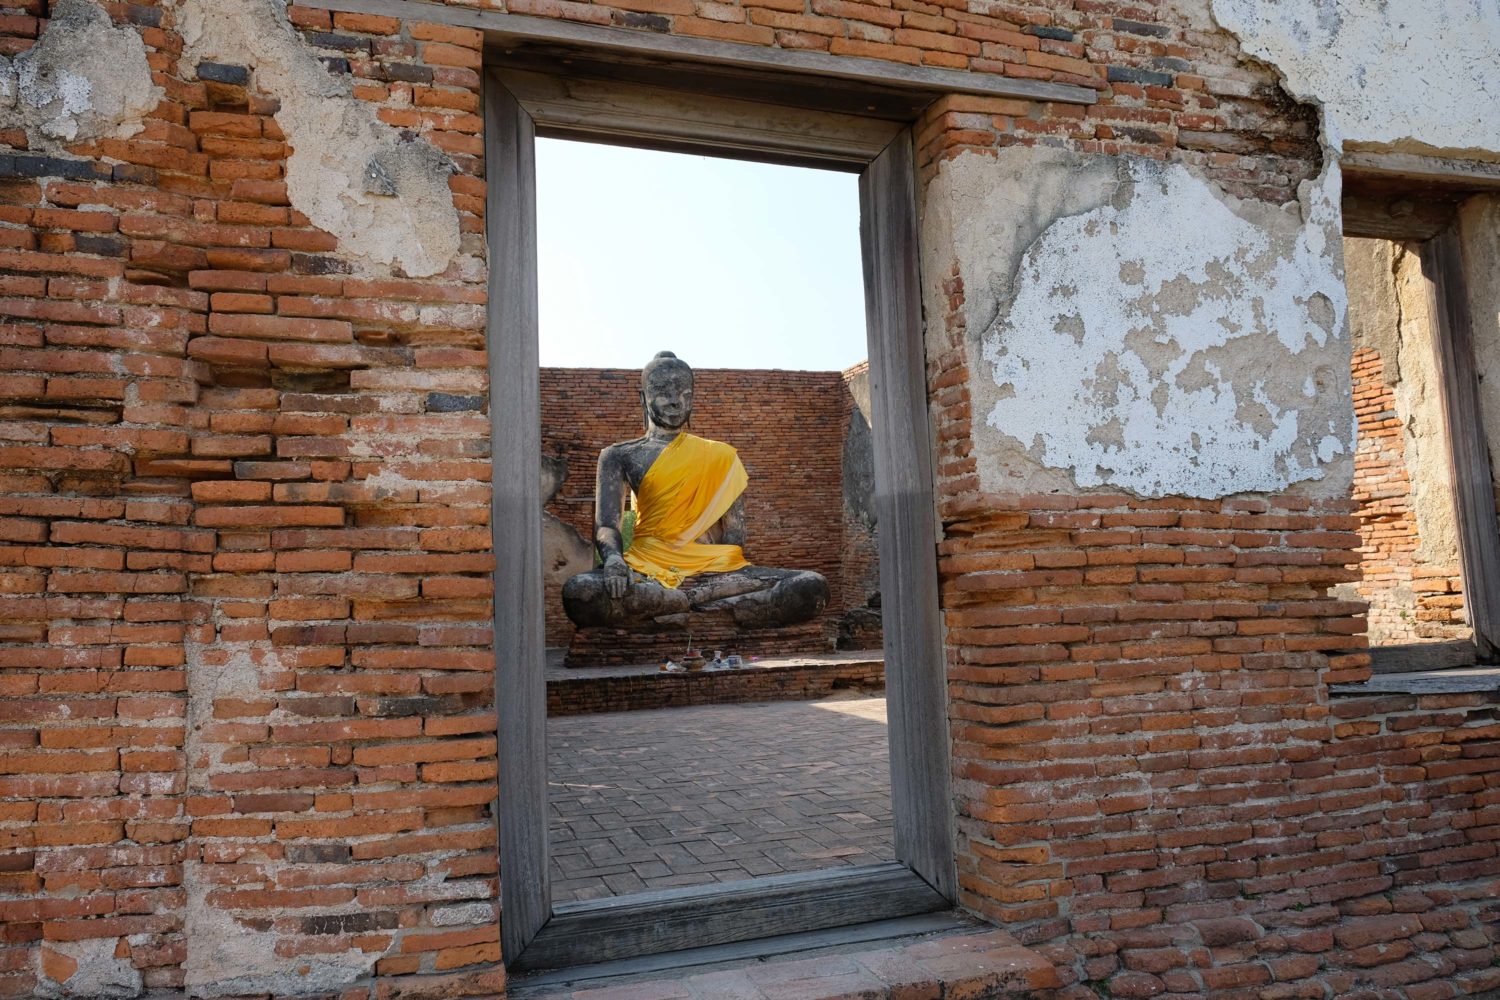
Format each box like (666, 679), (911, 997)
(1419, 227), (1500, 660)
(486, 65), (959, 971)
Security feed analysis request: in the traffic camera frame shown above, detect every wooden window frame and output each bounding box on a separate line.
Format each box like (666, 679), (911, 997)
(484, 65), (958, 972)
(1344, 178), (1500, 667)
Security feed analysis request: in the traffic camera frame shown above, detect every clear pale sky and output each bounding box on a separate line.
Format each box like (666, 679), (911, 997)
(535, 137), (869, 372)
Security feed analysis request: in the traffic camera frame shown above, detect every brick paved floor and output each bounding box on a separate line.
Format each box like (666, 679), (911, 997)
(547, 697), (894, 902)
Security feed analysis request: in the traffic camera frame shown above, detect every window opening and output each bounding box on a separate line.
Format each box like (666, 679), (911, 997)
(1340, 236), (1476, 672)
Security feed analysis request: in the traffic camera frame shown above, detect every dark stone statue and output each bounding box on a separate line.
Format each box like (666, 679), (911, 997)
(562, 352), (829, 632)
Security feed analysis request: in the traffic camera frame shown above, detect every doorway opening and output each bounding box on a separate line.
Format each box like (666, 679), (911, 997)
(486, 65), (956, 972)
(534, 137), (892, 905)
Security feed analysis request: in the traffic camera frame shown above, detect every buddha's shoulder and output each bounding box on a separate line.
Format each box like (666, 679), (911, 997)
(681, 433), (738, 456)
(600, 436), (652, 462)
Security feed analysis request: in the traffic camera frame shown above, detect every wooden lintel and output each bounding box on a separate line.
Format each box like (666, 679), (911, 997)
(1344, 150), (1500, 191)
(1340, 193), (1457, 242)
(302, 0), (1100, 108)
(495, 67), (902, 169)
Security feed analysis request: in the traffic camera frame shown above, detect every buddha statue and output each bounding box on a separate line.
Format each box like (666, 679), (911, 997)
(561, 351), (830, 632)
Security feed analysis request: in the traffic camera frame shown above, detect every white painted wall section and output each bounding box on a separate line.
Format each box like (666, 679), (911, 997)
(922, 147), (1355, 500)
(1211, 0), (1500, 155)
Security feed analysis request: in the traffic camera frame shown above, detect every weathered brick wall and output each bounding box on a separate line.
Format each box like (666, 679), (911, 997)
(435, 0), (1318, 202)
(1, 5), (502, 997)
(1349, 346), (1468, 645)
(919, 100), (1498, 1000)
(0, 0), (1494, 997)
(541, 366), (873, 660)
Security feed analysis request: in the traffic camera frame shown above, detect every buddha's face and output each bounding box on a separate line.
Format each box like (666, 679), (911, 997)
(643, 366), (693, 432)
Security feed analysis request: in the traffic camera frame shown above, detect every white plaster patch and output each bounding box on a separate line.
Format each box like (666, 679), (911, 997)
(970, 150), (1351, 498)
(429, 902), (496, 927)
(1211, 0), (1500, 155)
(35, 939), (141, 999)
(182, 861), (372, 998)
(4, 0), (162, 149)
(171, 0), (462, 277)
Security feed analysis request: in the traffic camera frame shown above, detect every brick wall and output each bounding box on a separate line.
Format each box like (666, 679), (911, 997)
(924, 153), (1498, 1000)
(1348, 346), (1469, 645)
(0, 5), (502, 996)
(0, 0), (1494, 997)
(542, 366), (879, 661)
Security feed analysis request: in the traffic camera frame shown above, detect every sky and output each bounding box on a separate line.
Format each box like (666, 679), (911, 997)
(535, 137), (869, 372)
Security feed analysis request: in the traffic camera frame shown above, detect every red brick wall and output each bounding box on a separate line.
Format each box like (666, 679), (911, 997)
(925, 200), (1499, 1000)
(0, 0), (1493, 997)
(0, 6), (500, 996)
(541, 366), (866, 658)
(1349, 346), (1469, 644)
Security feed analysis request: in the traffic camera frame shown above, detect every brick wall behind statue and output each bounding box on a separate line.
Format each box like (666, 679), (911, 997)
(541, 366), (877, 655)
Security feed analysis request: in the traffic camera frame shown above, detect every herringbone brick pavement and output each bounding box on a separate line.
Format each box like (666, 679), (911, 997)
(547, 697), (894, 902)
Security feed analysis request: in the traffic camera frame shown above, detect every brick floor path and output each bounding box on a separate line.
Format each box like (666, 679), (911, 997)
(547, 697), (893, 902)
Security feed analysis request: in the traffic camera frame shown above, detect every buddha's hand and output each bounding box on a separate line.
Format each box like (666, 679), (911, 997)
(602, 553), (632, 598)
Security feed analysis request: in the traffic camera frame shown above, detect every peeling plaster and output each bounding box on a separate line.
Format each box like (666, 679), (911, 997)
(35, 939), (141, 999)
(1210, 0), (1500, 155)
(0, 0), (161, 149)
(183, 862), (372, 998)
(181, 642), (377, 996)
(171, 0), (462, 277)
(923, 146), (1353, 499)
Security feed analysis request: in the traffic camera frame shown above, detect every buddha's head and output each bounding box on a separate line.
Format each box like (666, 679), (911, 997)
(641, 351), (693, 433)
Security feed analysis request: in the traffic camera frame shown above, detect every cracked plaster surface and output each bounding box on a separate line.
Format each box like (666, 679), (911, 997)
(1210, 0), (1500, 155)
(182, 859), (373, 999)
(923, 146), (1353, 499)
(180, 643), (377, 997)
(0, 0), (162, 149)
(179, 644), (378, 995)
(170, 0), (462, 277)
(34, 939), (142, 1000)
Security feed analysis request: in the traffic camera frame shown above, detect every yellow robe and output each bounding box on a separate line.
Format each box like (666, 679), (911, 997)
(624, 432), (750, 588)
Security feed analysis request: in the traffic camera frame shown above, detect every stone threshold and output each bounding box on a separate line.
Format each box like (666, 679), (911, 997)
(508, 913), (1062, 999)
(1330, 664), (1500, 695)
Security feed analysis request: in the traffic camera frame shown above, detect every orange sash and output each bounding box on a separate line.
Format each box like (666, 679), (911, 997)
(623, 432), (750, 588)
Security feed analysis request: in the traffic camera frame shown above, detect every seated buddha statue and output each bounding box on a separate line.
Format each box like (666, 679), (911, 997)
(561, 351), (829, 632)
